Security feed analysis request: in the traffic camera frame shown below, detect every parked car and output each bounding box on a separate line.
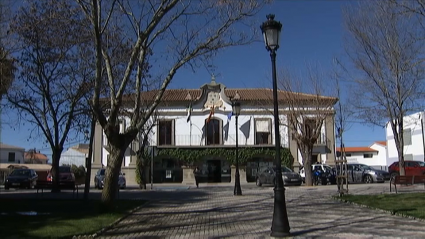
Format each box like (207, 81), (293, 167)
(388, 160), (425, 178)
(255, 166), (302, 187)
(94, 168), (126, 189)
(4, 169), (38, 189)
(299, 164), (337, 185)
(345, 163), (390, 183)
(47, 166), (75, 183)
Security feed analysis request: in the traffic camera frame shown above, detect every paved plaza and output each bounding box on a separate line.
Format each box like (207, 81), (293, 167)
(93, 183), (425, 239)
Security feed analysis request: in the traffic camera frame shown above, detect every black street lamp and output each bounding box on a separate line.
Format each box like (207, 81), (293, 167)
(260, 14), (290, 237)
(232, 100), (242, 196)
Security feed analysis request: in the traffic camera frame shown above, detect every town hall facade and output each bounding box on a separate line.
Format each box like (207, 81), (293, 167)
(90, 77), (337, 186)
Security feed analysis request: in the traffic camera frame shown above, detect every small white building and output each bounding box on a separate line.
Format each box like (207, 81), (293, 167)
(386, 111), (425, 166)
(0, 143), (25, 164)
(336, 141), (388, 170)
(60, 144), (89, 167)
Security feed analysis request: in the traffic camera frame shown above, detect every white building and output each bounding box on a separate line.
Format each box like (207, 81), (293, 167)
(336, 141), (387, 170)
(60, 144), (89, 167)
(0, 143), (25, 164)
(91, 78), (337, 185)
(386, 112), (425, 166)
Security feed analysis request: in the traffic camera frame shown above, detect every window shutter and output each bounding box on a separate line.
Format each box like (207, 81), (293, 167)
(172, 119), (175, 145)
(256, 120), (269, 132)
(403, 129), (412, 145)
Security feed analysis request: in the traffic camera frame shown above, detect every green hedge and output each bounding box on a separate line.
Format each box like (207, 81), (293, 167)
(156, 147), (293, 166)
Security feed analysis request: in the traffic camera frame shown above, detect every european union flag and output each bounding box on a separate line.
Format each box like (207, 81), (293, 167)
(227, 111), (234, 121)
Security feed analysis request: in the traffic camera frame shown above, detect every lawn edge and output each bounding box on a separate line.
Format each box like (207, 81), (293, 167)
(71, 200), (149, 239)
(333, 195), (425, 222)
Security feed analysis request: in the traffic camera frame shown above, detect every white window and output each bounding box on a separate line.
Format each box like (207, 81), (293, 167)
(255, 119), (271, 145)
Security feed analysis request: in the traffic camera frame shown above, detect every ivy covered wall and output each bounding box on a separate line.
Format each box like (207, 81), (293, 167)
(156, 147), (294, 167)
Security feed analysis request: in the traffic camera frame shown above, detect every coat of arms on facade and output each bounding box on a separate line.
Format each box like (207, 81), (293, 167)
(204, 90), (223, 109)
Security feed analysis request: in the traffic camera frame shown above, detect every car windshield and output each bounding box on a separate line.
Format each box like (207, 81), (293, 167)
(359, 164), (373, 170)
(10, 169), (30, 176)
(99, 169), (123, 176)
(418, 162), (425, 167)
(323, 165), (332, 171)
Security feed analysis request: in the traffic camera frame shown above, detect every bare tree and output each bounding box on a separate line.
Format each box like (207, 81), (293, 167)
(331, 58), (355, 193)
(343, 1), (425, 176)
(0, 0), (15, 101)
(77, 0), (269, 208)
(279, 65), (337, 186)
(7, 0), (92, 192)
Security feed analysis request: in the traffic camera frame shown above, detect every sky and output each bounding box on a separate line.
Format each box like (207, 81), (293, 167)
(0, 0), (385, 160)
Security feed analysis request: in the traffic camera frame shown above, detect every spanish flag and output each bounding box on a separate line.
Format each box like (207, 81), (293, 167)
(206, 106), (214, 123)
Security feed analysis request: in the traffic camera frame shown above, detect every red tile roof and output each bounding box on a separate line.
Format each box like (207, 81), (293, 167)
(336, 147), (378, 153)
(374, 141), (387, 146)
(24, 152), (49, 161)
(122, 88), (338, 104)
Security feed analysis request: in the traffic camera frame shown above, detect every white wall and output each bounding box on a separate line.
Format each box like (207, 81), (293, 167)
(61, 148), (86, 167)
(386, 112), (425, 166)
(97, 96), (334, 167)
(0, 147), (25, 164)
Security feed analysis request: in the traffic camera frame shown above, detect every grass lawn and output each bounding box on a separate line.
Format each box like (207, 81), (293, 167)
(340, 193), (425, 219)
(0, 198), (146, 238)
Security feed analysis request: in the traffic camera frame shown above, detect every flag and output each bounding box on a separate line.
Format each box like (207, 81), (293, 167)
(206, 106), (214, 123)
(186, 103), (192, 123)
(227, 111), (234, 121)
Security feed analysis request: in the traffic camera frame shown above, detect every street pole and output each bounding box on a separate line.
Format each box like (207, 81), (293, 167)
(261, 14), (290, 237)
(151, 147), (154, 190)
(270, 49), (290, 237)
(234, 112), (242, 195)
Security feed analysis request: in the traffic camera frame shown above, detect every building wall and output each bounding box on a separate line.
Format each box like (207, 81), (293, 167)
(91, 87), (336, 185)
(386, 112), (425, 166)
(369, 143), (387, 167)
(60, 148), (86, 167)
(0, 148), (25, 164)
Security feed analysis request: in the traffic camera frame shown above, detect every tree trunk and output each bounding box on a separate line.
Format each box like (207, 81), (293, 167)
(300, 145), (314, 186)
(398, 151), (406, 176)
(51, 147), (63, 193)
(84, 117), (96, 200)
(100, 146), (126, 210)
(139, 161), (147, 190)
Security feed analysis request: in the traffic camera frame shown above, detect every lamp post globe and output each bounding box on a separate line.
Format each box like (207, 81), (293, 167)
(232, 100), (242, 196)
(260, 14), (290, 237)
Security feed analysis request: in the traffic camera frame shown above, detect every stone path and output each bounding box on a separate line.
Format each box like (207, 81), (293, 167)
(96, 184), (425, 238)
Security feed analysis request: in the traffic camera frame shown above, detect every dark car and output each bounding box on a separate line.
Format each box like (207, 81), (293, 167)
(4, 169), (38, 189)
(388, 160), (425, 178)
(47, 166), (75, 183)
(256, 166), (302, 187)
(94, 168), (126, 189)
(345, 163), (390, 183)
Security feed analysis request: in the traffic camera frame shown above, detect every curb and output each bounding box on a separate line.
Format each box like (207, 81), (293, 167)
(333, 196), (425, 222)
